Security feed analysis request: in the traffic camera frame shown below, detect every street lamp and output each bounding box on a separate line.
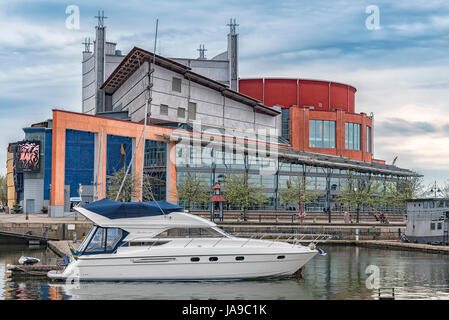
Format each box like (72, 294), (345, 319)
(430, 181), (441, 198)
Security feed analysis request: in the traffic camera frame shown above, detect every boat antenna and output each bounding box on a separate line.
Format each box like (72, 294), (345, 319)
(140, 18), (158, 202)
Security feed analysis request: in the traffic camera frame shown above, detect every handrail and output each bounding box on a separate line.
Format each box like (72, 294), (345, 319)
(233, 232), (332, 247)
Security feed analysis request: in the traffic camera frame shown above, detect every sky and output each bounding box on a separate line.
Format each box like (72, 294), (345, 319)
(1, 0), (449, 191)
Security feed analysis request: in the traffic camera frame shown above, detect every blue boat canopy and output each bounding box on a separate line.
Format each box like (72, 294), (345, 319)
(83, 198), (183, 219)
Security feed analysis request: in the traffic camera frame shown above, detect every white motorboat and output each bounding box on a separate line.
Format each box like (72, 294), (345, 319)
(48, 199), (324, 281)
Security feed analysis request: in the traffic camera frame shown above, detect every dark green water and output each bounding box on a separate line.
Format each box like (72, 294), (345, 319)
(1, 244), (449, 300)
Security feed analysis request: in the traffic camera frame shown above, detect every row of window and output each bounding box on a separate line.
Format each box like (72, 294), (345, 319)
(190, 255), (286, 262)
(430, 222), (443, 230)
(159, 102), (197, 121)
(308, 120), (371, 152)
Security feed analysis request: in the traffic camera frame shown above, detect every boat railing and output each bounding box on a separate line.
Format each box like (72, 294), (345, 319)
(127, 233), (331, 249)
(231, 232), (332, 247)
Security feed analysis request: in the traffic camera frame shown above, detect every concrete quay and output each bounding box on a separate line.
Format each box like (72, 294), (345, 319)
(0, 212), (92, 242)
(48, 240), (80, 257)
(320, 240), (449, 255)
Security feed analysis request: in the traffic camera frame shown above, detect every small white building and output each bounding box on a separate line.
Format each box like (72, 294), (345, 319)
(405, 198), (449, 245)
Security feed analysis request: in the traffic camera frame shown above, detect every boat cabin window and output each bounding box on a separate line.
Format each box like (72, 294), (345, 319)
(84, 227), (124, 254)
(430, 223), (435, 231)
(129, 241), (170, 246)
(156, 227), (225, 238)
(423, 202), (428, 209)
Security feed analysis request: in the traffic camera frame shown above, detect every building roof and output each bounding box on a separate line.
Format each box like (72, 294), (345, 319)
(101, 47), (280, 116)
(209, 195), (226, 202)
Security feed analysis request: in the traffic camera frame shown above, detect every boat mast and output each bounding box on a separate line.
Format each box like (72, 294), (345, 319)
(140, 19), (158, 202)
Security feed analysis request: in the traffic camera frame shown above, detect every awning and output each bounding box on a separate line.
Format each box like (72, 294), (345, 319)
(83, 198), (183, 219)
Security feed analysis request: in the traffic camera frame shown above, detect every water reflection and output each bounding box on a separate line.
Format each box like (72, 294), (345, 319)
(1, 244), (449, 300)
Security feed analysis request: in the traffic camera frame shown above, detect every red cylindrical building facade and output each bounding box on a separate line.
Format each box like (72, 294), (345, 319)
(239, 78), (381, 164)
(239, 78), (356, 112)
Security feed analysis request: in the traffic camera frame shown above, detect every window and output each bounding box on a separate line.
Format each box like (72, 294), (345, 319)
(366, 126), (371, 153)
(85, 227), (106, 252)
(235, 256), (245, 261)
(281, 108), (290, 140)
(309, 120), (336, 148)
(172, 77), (182, 92)
(160, 104), (168, 116)
(188, 102), (196, 121)
(83, 227), (125, 253)
(209, 257), (218, 262)
(177, 107), (186, 119)
(190, 257), (200, 262)
(277, 255), (285, 260)
(424, 201), (428, 209)
(129, 241), (169, 246)
(345, 122), (361, 150)
(437, 223), (442, 230)
(430, 223), (435, 230)
(105, 228), (123, 251)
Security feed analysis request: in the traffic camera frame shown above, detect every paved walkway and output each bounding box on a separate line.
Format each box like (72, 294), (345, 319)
(0, 213), (89, 224)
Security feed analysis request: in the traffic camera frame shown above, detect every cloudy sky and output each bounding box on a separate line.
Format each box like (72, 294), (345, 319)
(1, 0), (449, 190)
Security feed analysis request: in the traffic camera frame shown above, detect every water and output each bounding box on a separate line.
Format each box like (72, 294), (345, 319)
(1, 244), (449, 300)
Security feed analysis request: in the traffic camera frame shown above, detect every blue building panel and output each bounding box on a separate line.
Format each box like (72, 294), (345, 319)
(106, 134), (132, 176)
(65, 129), (95, 197)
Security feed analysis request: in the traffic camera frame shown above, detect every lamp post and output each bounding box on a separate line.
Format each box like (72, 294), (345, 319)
(430, 181), (441, 198)
(209, 183), (226, 222)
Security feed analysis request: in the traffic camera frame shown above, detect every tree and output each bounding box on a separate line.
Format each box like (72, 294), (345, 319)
(222, 173), (268, 220)
(0, 174), (7, 206)
(107, 168), (153, 202)
(337, 173), (381, 223)
(279, 176), (321, 211)
(442, 179), (449, 198)
(380, 176), (425, 207)
(176, 173), (210, 209)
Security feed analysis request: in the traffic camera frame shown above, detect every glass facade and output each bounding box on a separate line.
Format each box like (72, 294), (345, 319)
(144, 140), (167, 200)
(345, 122), (361, 150)
(309, 120), (335, 148)
(174, 142), (406, 212)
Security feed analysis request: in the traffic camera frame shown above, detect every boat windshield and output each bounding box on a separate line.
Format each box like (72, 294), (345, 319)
(156, 227), (226, 238)
(82, 226), (125, 254)
(77, 226), (96, 253)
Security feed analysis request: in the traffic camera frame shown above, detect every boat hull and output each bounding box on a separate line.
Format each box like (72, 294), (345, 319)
(48, 251), (317, 281)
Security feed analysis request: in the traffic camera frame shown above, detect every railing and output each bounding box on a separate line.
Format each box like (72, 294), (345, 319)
(0, 226), (54, 240)
(231, 232), (333, 247)
(378, 287), (395, 300)
(138, 232), (332, 250)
